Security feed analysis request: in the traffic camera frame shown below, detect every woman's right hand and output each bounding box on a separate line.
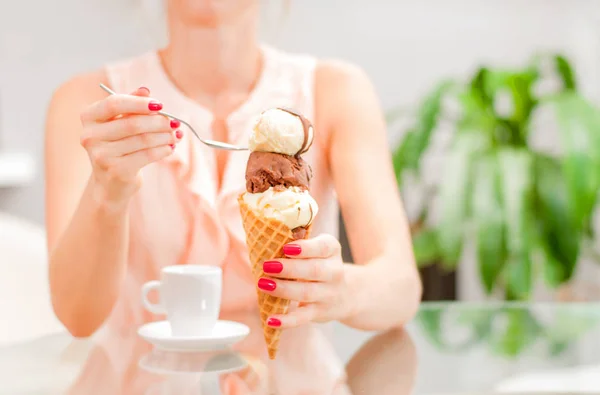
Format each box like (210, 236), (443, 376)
(79, 87), (182, 208)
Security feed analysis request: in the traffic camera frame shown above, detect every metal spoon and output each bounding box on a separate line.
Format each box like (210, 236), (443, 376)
(99, 84), (248, 151)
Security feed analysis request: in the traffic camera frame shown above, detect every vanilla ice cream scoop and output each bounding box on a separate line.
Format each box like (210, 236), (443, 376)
(249, 108), (314, 156)
(242, 186), (318, 229)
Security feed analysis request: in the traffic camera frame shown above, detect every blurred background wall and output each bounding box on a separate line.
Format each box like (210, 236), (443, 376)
(1, 0), (600, 303)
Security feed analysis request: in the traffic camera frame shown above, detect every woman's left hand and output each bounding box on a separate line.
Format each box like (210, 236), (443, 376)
(256, 234), (354, 329)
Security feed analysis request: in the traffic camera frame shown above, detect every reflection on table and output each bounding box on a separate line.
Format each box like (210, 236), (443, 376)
(410, 303), (600, 393)
(6, 303), (600, 394)
(14, 311), (417, 395)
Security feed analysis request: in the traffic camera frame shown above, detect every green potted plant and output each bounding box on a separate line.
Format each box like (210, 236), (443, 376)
(388, 54), (600, 301)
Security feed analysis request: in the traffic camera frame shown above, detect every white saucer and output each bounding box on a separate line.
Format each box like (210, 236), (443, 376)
(138, 320), (250, 352)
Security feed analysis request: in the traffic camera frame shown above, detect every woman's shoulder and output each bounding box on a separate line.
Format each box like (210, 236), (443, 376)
(314, 59), (378, 128)
(49, 51), (154, 118)
(315, 59), (373, 98)
(47, 69), (108, 124)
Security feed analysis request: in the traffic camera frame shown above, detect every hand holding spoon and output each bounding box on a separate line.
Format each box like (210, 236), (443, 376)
(99, 84), (248, 151)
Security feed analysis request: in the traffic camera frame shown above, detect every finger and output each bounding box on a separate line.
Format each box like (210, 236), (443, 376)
(265, 304), (319, 329)
(100, 131), (176, 157)
(99, 114), (176, 141)
(282, 234), (341, 259)
(262, 258), (343, 283)
(81, 93), (163, 124)
(131, 86), (151, 97)
(105, 88), (151, 121)
(120, 145), (174, 174)
(257, 277), (332, 303)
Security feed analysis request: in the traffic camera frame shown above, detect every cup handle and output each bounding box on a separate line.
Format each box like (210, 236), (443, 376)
(141, 280), (165, 315)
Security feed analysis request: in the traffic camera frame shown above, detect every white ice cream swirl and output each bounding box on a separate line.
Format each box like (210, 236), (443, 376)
(242, 187), (318, 229)
(249, 108), (314, 156)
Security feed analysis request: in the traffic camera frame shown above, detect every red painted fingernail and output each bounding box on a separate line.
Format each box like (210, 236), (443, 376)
(170, 144), (175, 149)
(175, 130), (183, 139)
(258, 278), (276, 291)
(139, 86), (150, 94)
(267, 317), (281, 327)
(148, 101), (163, 111)
(263, 261), (283, 274)
(170, 119), (180, 129)
(283, 244), (301, 256)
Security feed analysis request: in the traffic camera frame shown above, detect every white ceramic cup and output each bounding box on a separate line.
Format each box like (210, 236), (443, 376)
(141, 265), (222, 337)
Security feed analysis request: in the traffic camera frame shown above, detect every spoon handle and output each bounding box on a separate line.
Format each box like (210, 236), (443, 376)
(98, 84), (247, 152)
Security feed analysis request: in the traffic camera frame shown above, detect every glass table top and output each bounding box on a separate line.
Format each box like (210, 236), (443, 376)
(2, 302), (600, 394)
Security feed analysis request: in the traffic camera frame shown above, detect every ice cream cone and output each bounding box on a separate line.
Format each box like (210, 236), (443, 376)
(238, 195), (311, 359)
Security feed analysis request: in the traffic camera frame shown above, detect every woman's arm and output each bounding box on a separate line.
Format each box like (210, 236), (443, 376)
(46, 72), (177, 337)
(46, 71), (130, 337)
(315, 60), (422, 330)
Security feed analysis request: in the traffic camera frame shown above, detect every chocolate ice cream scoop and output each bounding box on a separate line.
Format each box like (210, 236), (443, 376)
(245, 151), (313, 193)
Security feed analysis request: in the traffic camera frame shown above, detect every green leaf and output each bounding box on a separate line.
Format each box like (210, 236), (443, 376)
(534, 221), (567, 288)
(498, 149), (534, 300)
(391, 80), (454, 186)
(498, 149), (534, 252)
(471, 154), (506, 294)
(505, 255), (532, 300)
(465, 68), (538, 146)
(437, 131), (488, 269)
(530, 53), (575, 94)
(484, 70), (513, 95)
(470, 67), (493, 108)
(553, 93), (600, 231)
(505, 72), (538, 131)
(534, 154), (580, 284)
(412, 228), (440, 267)
(457, 89), (496, 137)
(554, 55), (576, 91)
(392, 129), (420, 185)
(540, 251), (566, 288)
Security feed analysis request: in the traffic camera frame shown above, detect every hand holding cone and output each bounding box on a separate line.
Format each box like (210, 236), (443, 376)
(238, 108), (318, 359)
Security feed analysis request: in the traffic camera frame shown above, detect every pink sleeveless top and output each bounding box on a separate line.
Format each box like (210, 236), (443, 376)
(98, 44), (347, 394)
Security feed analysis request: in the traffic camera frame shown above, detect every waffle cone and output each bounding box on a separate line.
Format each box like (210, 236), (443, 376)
(238, 195), (312, 359)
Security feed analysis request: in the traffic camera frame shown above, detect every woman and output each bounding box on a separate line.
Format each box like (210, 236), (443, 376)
(45, 0), (421, 392)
